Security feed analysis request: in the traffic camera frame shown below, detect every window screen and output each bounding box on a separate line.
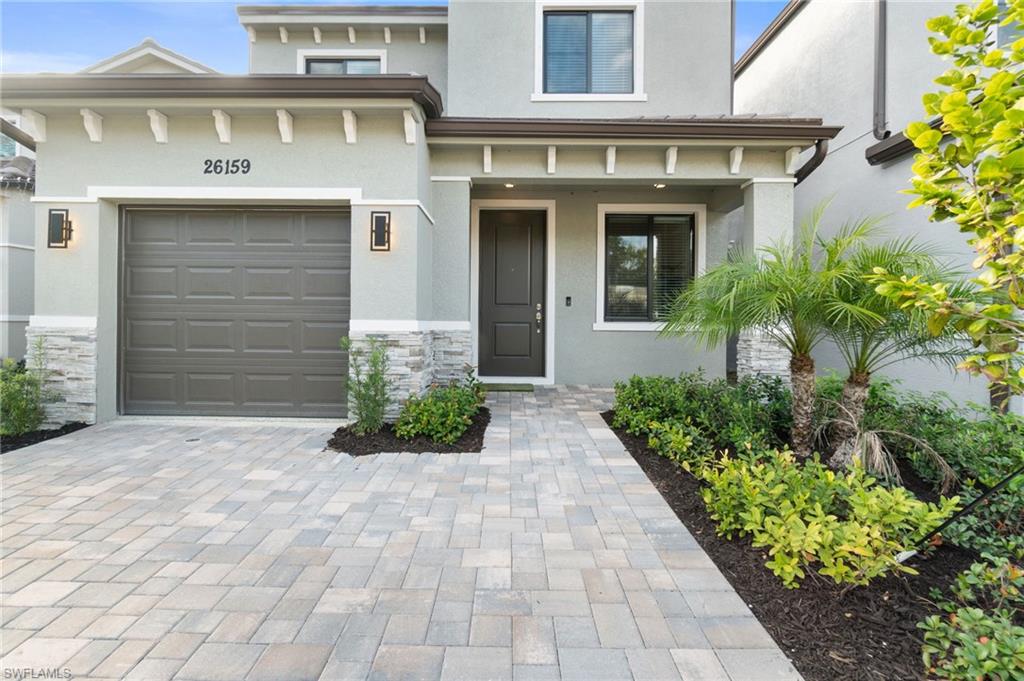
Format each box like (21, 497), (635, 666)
(544, 11), (633, 94)
(605, 214), (695, 321)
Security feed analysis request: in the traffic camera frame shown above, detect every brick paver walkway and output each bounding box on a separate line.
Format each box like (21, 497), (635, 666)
(1, 387), (801, 681)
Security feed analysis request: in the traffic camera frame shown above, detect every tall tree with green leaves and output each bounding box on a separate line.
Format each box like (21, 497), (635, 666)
(870, 0), (1024, 407)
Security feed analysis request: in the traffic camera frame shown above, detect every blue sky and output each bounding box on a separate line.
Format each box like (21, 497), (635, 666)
(0, 0), (788, 74)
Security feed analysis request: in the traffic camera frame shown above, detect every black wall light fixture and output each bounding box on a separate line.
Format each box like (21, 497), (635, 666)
(370, 211), (391, 251)
(47, 208), (73, 248)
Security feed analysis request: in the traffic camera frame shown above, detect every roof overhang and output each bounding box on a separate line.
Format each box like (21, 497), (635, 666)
(0, 74), (444, 118)
(425, 117), (841, 143)
(734, 0), (808, 78)
(237, 4), (448, 25)
(865, 117), (939, 165)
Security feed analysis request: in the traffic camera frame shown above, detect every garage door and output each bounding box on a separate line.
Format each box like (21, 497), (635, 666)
(121, 207), (349, 417)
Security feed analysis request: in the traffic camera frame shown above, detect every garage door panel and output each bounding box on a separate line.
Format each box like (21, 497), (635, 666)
(122, 208), (349, 417)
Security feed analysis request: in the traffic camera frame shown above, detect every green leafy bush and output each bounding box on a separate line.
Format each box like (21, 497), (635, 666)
(700, 448), (959, 588)
(920, 559), (1024, 680)
(340, 337), (392, 435)
(612, 371), (791, 462)
(395, 367), (485, 445)
(0, 357), (47, 437)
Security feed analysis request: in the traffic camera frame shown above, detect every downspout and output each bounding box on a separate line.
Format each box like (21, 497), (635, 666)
(795, 138), (829, 184)
(872, 0), (890, 140)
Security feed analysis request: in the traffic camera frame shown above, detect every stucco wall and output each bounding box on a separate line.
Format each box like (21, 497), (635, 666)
(734, 0), (1017, 411)
(248, 25), (449, 103)
(0, 188), (34, 359)
(446, 0), (732, 118)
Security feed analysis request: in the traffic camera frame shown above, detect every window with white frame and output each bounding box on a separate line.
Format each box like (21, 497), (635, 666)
(544, 10), (633, 94)
(305, 58), (381, 74)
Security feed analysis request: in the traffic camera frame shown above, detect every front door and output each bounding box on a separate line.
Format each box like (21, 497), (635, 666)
(479, 210), (546, 377)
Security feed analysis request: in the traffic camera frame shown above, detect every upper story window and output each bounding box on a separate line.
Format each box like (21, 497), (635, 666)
(543, 11), (633, 94)
(305, 58), (381, 75)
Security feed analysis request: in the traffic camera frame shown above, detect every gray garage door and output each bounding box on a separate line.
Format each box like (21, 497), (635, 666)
(121, 207), (349, 417)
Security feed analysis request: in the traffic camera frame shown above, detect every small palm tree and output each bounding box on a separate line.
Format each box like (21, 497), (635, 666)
(662, 207), (857, 457)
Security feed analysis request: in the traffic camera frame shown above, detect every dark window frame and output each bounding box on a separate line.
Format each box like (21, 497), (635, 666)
(604, 213), (696, 322)
(542, 9), (634, 95)
(304, 58), (382, 75)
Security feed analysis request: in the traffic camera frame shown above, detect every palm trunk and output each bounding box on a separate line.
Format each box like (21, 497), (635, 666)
(829, 371), (870, 469)
(989, 381), (1010, 415)
(790, 353), (816, 458)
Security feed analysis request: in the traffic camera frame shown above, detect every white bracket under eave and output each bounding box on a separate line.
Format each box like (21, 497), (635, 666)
(348, 27), (356, 44)
(402, 110), (417, 145)
(80, 108), (102, 143)
(482, 145), (492, 174)
(313, 26), (322, 44)
(247, 26), (256, 43)
(276, 109), (293, 144)
(384, 27), (392, 44)
(147, 109), (168, 144)
(279, 26), (289, 43)
(785, 146), (802, 175)
(606, 146), (616, 175)
(665, 146), (678, 175)
(419, 26), (426, 44)
(212, 109), (231, 144)
(729, 146), (744, 175)
(547, 146), (557, 175)
(20, 109), (46, 143)
(342, 109), (357, 144)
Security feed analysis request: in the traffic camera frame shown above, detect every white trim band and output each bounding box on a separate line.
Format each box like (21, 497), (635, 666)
(430, 176), (474, 184)
(33, 186), (365, 203)
(0, 315), (30, 323)
(740, 177), (798, 189)
(351, 199), (434, 224)
(0, 242), (35, 252)
(29, 315), (97, 328)
(592, 322), (664, 332)
(349, 320), (472, 333)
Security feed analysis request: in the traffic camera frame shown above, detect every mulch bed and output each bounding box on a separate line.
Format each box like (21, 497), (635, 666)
(326, 408), (490, 456)
(602, 410), (978, 681)
(1, 422), (90, 454)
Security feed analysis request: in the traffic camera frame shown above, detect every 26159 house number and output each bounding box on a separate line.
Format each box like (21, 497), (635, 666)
(203, 159), (252, 175)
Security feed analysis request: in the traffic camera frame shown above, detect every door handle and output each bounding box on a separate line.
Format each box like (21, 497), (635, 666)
(535, 310), (543, 333)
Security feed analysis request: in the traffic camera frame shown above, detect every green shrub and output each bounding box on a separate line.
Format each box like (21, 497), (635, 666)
(395, 367), (485, 445)
(340, 337), (392, 435)
(0, 357), (47, 437)
(920, 559), (1024, 680)
(700, 448), (960, 588)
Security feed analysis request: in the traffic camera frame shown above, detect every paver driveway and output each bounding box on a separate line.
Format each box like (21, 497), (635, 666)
(1, 387), (801, 681)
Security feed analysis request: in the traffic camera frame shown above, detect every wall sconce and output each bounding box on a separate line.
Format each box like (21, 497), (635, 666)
(370, 211), (391, 251)
(47, 209), (73, 248)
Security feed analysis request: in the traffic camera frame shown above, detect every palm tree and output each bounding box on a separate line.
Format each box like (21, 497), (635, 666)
(662, 207), (857, 457)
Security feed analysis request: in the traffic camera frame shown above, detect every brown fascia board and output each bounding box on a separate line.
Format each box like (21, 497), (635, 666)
(237, 5), (447, 17)
(0, 74), (444, 118)
(865, 117), (941, 165)
(425, 117), (842, 141)
(0, 118), (36, 152)
(734, 0), (808, 77)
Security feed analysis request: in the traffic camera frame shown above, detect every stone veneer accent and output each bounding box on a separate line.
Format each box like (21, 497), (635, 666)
(736, 329), (791, 382)
(347, 327), (472, 418)
(25, 324), (98, 426)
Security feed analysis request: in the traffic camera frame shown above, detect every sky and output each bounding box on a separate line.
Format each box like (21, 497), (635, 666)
(0, 0), (789, 74)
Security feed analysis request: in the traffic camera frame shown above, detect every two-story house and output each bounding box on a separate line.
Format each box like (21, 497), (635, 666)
(0, 2), (839, 423)
(735, 0), (1022, 415)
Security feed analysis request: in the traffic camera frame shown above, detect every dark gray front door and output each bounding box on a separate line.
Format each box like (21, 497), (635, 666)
(120, 207), (350, 417)
(479, 210), (546, 377)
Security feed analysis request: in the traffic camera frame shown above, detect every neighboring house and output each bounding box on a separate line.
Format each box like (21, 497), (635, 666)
(735, 0), (1023, 414)
(0, 118), (36, 360)
(80, 37), (219, 75)
(0, 2), (840, 424)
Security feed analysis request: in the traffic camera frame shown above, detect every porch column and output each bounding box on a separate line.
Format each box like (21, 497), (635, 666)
(429, 178), (473, 383)
(737, 179), (796, 381)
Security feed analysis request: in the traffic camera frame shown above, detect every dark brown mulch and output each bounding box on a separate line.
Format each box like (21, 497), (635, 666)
(326, 408), (490, 456)
(602, 410), (978, 681)
(1, 422), (90, 453)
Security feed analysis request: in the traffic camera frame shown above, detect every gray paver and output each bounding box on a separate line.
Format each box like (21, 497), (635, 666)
(0, 388), (799, 681)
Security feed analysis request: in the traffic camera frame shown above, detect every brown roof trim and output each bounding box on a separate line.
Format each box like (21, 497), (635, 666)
(1, 119), (36, 152)
(237, 5), (447, 16)
(865, 118), (940, 165)
(734, 0), (808, 77)
(425, 117), (842, 140)
(0, 74), (444, 118)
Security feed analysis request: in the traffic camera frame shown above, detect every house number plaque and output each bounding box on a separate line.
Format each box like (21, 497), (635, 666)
(203, 159), (252, 175)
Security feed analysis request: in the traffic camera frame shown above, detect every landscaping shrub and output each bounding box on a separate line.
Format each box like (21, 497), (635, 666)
(0, 355), (48, 437)
(700, 448), (959, 588)
(340, 337), (392, 435)
(395, 367), (485, 445)
(920, 558), (1024, 680)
